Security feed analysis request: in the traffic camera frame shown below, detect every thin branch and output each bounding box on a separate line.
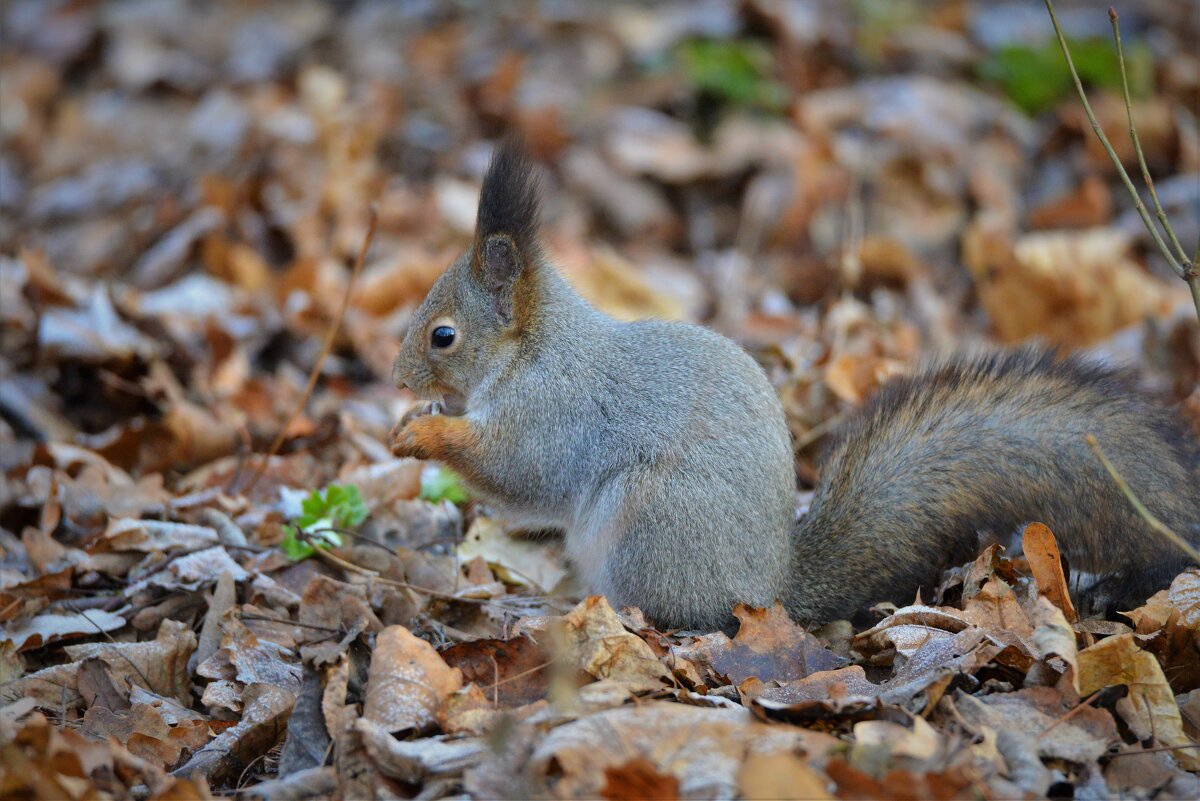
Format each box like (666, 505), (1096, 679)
(1085, 434), (1200, 565)
(1108, 7), (1190, 267)
(1108, 743), (1200, 757)
(297, 529), (513, 608)
(1043, 1), (1200, 323)
(240, 205), (379, 494)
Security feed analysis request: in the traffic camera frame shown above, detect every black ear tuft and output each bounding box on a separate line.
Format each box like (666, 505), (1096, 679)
(475, 136), (542, 260)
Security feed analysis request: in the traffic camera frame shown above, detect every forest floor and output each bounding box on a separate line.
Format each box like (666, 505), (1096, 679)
(1, 1), (1198, 798)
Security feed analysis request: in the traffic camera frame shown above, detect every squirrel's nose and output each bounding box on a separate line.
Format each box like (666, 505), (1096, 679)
(391, 354), (411, 390)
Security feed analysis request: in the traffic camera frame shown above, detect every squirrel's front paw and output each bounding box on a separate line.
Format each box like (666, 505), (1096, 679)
(390, 402), (437, 454)
(390, 413), (477, 462)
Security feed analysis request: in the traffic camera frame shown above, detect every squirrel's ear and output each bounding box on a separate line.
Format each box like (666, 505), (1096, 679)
(473, 136), (541, 327)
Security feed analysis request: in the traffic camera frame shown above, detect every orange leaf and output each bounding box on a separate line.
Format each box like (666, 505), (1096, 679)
(1022, 523), (1077, 622)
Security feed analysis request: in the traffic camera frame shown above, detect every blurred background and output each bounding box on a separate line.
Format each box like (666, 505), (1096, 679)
(1, 0), (1198, 490)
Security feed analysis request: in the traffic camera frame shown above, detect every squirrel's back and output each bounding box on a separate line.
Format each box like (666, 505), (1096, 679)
(787, 347), (1200, 623)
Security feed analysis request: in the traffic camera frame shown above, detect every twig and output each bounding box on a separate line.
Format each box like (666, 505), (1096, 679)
(302, 532), (505, 607)
(62, 602), (155, 694)
(239, 613), (343, 634)
(1108, 7), (1190, 268)
(1038, 690), (1101, 737)
(1043, 1), (1200, 323)
(239, 205), (379, 494)
(1085, 434), (1200, 564)
(1108, 743), (1200, 757)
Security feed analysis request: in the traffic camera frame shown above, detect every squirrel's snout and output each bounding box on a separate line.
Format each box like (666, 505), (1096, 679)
(391, 353), (413, 391)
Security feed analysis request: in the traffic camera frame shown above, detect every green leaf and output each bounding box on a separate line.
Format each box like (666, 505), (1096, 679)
(281, 484), (364, 560)
(281, 527), (315, 561)
(420, 466), (470, 505)
(675, 38), (788, 113)
(978, 37), (1153, 116)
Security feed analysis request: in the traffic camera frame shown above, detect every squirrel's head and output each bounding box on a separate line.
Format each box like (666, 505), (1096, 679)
(392, 137), (543, 410)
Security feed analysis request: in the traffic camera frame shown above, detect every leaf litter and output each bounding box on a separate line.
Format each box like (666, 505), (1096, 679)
(1, 1), (1198, 798)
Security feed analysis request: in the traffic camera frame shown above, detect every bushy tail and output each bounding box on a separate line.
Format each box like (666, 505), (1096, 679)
(786, 347), (1200, 624)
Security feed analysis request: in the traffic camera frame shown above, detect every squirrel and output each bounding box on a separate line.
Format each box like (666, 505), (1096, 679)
(391, 138), (1200, 632)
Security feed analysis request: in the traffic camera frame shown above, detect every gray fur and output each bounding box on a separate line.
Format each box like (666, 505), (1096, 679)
(789, 348), (1200, 623)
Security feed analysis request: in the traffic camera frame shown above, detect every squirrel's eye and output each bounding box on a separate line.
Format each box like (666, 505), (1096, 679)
(431, 326), (456, 349)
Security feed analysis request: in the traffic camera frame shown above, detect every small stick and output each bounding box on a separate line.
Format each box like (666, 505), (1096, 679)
(1108, 7), (1190, 268)
(1086, 434), (1200, 564)
(240, 205), (379, 494)
(299, 529), (511, 607)
(1038, 690), (1101, 737)
(1108, 743), (1200, 757)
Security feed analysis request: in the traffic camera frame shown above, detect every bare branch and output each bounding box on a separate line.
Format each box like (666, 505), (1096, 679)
(240, 205), (380, 495)
(1108, 7), (1190, 267)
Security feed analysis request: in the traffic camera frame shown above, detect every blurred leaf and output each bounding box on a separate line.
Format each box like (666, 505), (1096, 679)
(978, 38), (1152, 115)
(675, 38), (788, 113)
(420, 465), (469, 505)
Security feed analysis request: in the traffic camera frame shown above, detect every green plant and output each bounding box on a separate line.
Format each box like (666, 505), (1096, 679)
(675, 38), (789, 113)
(420, 465), (469, 505)
(979, 37), (1150, 115)
(281, 484), (368, 560)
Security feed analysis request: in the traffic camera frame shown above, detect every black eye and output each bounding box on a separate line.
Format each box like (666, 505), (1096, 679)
(431, 326), (456, 348)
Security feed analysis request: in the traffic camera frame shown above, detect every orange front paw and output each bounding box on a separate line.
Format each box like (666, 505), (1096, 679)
(390, 415), (477, 461)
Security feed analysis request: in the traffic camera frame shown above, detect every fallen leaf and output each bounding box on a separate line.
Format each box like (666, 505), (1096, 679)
(1021, 523), (1077, 622)
(1077, 633), (1199, 770)
(673, 602), (846, 685)
(555, 596), (670, 693)
(363, 625), (463, 734)
(1, 618), (195, 709)
(964, 222), (1179, 346)
(457, 517), (568, 593)
(171, 684), (293, 785)
(3, 609), (126, 652)
(528, 702), (838, 800)
(601, 757), (681, 801)
(440, 635), (549, 707)
(738, 751), (833, 800)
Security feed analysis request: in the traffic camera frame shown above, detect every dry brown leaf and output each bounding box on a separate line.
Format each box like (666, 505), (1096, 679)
(195, 615), (301, 702)
(457, 517), (568, 592)
(1021, 523), (1077, 622)
(439, 635), (549, 707)
(853, 716), (941, 763)
(964, 223), (1179, 346)
(528, 702), (838, 800)
(955, 687), (1118, 764)
(2, 618), (195, 709)
(363, 625), (463, 734)
(600, 757), (681, 801)
(3, 609), (126, 652)
(1027, 595), (1079, 692)
(738, 751), (833, 800)
(94, 518), (219, 554)
(171, 684), (294, 786)
(1027, 175), (1112, 230)
(673, 602), (846, 685)
(826, 759), (977, 801)
(961, 576), (1033, 639)
(356, 718), (486, 784)
(1122, 569), (1200, 692)
(555, 596), (670, 693)
(1077, 633), (1199, 771)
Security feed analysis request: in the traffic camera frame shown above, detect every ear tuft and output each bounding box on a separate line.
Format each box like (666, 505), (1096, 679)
(475, 136), (542, 260)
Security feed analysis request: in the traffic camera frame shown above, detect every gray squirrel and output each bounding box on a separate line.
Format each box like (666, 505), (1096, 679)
(391, 139), (1200, 631)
